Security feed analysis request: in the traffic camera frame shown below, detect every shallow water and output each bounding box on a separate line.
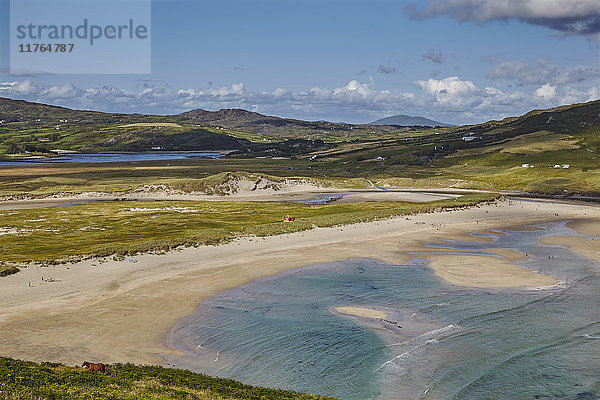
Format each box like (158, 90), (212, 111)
(0, 152), (221, 165)
(167, 222), (600, 399)
(291, 193), (352, 204)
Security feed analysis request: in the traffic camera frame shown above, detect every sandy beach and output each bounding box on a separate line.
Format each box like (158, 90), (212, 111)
(1, 197), (599, 367)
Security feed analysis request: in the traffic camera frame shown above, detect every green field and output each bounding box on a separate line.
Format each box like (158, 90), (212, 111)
(0, 357), (335, 400)
(0, 193), (497, 265)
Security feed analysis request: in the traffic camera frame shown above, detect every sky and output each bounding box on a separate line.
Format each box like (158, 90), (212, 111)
(0, 0), (599, 125)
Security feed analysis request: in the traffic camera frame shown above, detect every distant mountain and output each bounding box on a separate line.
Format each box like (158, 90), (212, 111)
(370, 115), (451, 127)
(176, 108), (412, 140)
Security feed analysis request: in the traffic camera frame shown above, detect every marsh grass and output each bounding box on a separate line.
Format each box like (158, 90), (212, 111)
(0, 193), (497, 264)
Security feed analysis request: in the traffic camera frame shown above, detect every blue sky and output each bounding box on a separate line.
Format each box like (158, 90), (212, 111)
(1, 0), (599, 124)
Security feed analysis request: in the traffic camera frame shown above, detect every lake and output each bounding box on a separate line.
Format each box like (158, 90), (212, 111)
(0, 152), (223, 165)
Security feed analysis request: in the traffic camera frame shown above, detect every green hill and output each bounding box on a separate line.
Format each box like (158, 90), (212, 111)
(0, 98), (416, 156)
(1, 97), (598, 159)
(0, 356), (336, 400)
(0, 97), (599, 196)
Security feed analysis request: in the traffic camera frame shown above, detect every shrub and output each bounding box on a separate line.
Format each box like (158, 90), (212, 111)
(0, 265), (19, 277)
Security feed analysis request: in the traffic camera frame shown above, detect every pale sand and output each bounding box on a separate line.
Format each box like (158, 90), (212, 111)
(0, 198), (598, 367)
(540, 236), (600, 264)
(539, 217), (600, 264)
(441, 232), (495, 242)
(567, 218), (600, 236)
(483, 248), (527, 262)
(424, 254), (558, 288)
(334, 306), (389, 320)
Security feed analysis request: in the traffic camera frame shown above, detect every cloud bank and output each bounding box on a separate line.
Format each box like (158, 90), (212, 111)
(405, 0), (600, 39)
(489, 60), (600, 86)
(413, 75), (599, 119)
(0, 77), (598, 124)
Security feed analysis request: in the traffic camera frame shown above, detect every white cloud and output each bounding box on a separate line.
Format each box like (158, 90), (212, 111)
(414, 75), (598, 120)
(0, 80), (40, 95)
(40, 82), (82, 99)
(415, 76), (479, 107)
(534, 83), (558, 100)
(561, 86), (600, 104)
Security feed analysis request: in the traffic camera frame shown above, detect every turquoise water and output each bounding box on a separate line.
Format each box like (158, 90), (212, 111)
(167, 222), (600, 399)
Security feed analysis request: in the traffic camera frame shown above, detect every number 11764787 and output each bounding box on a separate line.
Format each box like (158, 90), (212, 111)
(18, 43), (74, 53)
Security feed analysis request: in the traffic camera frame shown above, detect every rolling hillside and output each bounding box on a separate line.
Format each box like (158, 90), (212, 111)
(176, 108), (414, 141)
(0, 98), (415, 156)
(0, 97), (599, 174)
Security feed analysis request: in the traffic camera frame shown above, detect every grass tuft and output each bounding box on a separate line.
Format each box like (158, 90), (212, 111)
(0, 264), (19, 277)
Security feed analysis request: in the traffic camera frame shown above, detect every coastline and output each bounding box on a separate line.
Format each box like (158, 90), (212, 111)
(0, 197), (598, 367)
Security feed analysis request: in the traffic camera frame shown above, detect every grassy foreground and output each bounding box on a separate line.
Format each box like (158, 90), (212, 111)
(0, 193), (498, 265)
(0, 357), (335, 400)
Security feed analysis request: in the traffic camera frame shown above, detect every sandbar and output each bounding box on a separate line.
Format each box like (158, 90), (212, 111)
(334, 306), (389, 319)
